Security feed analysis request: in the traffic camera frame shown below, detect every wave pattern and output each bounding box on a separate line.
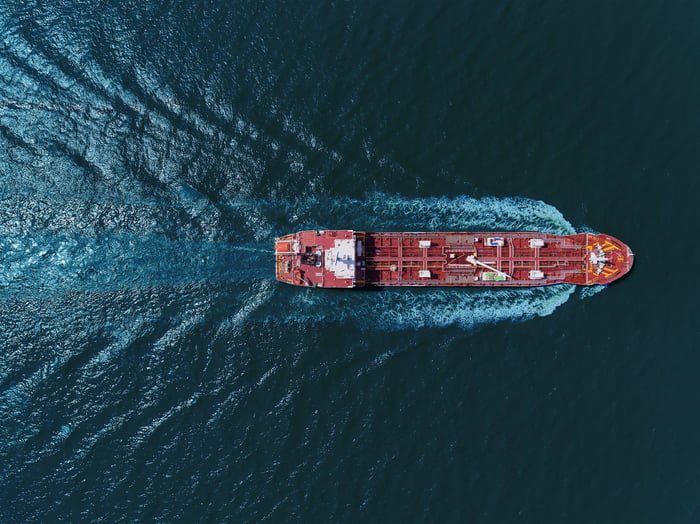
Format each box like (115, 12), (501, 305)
(0, 188), (582, 327)
(0, 3), (583, 333)
(0, 1), (654, 522)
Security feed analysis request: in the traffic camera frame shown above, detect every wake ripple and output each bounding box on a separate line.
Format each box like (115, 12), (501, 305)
(278, 192), (577, 235)
(0, 233), (271, 297)
(0, 192), (594, 328)
(269, 284), (576, 331)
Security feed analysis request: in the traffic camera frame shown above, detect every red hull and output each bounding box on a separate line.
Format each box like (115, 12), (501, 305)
(275, 230), (633, 288)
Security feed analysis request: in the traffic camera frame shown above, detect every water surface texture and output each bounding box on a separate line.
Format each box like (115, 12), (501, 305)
(1, 1), (699, 522)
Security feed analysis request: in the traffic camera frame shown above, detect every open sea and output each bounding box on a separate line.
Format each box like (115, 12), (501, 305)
(1, 1), (699, 522)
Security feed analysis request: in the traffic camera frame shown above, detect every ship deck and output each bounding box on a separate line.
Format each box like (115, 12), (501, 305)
(275, 230), (633, 288)
(362, 232), (586, 286)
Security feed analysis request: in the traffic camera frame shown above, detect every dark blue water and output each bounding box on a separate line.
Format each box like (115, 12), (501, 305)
(1, 1), (699, 522)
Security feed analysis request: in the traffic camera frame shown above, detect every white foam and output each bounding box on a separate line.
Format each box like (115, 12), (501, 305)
(578, 284), (606, 300)
(276, 284), (575, 331)
(270, 192), (576, 235)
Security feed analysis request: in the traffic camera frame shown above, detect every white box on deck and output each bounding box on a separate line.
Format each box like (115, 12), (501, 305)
(419, 270), (431, 278)
(324, 239), (356, 279)
(419, 240), (431, 248)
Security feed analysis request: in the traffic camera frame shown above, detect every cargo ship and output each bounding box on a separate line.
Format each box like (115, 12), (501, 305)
(274, 230), (633, 288)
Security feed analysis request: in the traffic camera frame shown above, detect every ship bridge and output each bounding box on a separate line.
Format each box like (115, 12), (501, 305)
(275, 230), (362, 287)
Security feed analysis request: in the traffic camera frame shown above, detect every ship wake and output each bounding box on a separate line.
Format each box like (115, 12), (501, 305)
(0, 232), (271, 298)
(262, 193), (584, 330)
(268, 284), (576, 330)
(0, 192), (594, 329)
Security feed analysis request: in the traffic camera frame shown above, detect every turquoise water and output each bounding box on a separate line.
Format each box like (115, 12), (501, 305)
(1, 1), (699, 522)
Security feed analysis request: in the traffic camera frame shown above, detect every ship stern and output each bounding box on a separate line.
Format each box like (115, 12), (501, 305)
(274, 234), (298, 285)
(274, 230), (362, 288)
